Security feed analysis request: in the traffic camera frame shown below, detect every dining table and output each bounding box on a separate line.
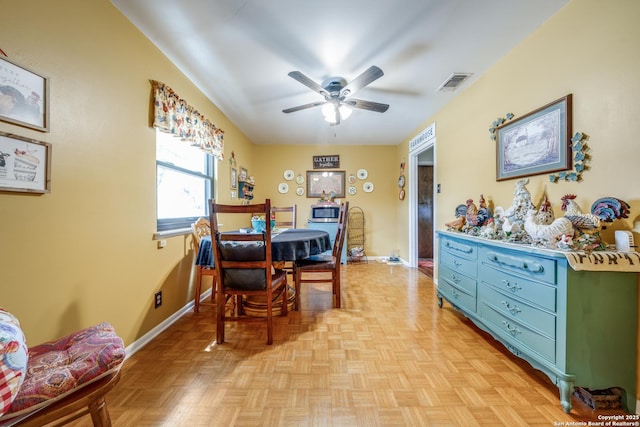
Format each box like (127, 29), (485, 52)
(195, 228), (332, 268)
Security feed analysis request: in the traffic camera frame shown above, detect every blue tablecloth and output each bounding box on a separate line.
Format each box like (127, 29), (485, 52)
(196, 228), (331, 267)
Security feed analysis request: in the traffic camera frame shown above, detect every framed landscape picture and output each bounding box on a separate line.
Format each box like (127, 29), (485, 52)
(496, 94), (572, 181)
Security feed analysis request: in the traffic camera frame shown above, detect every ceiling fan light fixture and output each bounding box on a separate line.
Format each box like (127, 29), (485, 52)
(321, 104), (352, 124)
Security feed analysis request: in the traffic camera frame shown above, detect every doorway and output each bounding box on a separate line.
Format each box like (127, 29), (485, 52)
(417, 164), (434, 277)
(408, 142), (435, 269)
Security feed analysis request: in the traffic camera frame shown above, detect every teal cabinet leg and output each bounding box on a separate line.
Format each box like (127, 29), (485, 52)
(558, 379), (573, 413)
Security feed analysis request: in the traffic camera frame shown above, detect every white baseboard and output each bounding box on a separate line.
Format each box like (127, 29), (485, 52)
(123, 288), (212, 360)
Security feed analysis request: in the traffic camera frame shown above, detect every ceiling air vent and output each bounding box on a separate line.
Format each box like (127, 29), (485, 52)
(436, 73), (473, 92)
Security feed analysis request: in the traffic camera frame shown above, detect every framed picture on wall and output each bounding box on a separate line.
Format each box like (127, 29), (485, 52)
(0, 56), (50, 132)
(306, 170), (345, 198)
(230, 167), (237, 189)
(0, 131), (51, 193)
(239, 166), (248, 182)
(496, 94), (572, 181)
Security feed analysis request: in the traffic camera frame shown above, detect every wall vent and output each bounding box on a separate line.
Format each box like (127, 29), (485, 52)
(436, 73), (473, 92)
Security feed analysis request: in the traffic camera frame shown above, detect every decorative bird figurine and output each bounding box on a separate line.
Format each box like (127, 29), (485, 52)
(524, 209), (573, 246)
(464, 199), (480, 226)
(477, 194), (493, 226)
(445, 215), (466, 231)
(561, 194), (630, 235)
(536, 195), (555, 225)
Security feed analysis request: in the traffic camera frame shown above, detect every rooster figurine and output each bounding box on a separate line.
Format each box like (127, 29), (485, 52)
(561, 194), (630, 235)
(536, 195), (555, 225)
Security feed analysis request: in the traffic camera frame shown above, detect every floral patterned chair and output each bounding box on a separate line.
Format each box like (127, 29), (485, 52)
(0, 308), (125, 426)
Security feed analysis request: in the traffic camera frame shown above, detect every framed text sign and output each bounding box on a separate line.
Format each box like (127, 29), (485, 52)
(313, 155), (339, 169)
(0, 56), (50, 132)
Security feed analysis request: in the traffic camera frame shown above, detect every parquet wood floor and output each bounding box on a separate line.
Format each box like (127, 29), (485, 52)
(70, 263), (629, 426)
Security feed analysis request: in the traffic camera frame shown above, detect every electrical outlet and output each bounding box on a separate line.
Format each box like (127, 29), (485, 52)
(154, 291), (162, 308)
(157, 240), (167, 249)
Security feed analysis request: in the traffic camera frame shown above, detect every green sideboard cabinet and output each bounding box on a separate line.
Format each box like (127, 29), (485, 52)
(436, 230), (638, 413)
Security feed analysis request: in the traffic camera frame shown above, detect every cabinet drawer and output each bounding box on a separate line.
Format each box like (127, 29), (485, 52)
(438, 279), (476, 313)
(479, 246), (557, 285)
(440, 250), (477, 278)
(480, 300), (556, 363)
(480, 264), (557, 312)
(479, 283), (555, 338)
(440, 264), (477, 296)
(440, 236), (477, 261)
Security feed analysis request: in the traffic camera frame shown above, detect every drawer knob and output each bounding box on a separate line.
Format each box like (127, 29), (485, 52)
(502, 279), (522, 293)
(502, 320), (522, 337)
(451, 289), (461, 298)
(453, 260), (462, 267)
(501, 300), (522, 315)
(450, 274), (461, 284)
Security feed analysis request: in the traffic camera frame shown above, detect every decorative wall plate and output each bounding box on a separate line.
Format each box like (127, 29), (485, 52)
(295, 174), (305, 185)
(278, 182), (289, 193)
(348, 174), (356, 184)
(399, 189), (406, 200)
(357, 169), (368, 179)
(398, 174), (405, 188)
(284, 170), (294, 180)
(348, 186), (357, 195)
(296, 187), (304, 196)
(363, 182), (374, 193)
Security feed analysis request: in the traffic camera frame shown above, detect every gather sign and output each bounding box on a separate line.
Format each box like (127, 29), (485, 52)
(313, 155), (339, 169)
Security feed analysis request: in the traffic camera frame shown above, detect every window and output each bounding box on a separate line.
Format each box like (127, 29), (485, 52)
(156, 130), (215, 231)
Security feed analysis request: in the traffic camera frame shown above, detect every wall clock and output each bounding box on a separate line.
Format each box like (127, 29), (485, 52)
(278, 183), (289, 193)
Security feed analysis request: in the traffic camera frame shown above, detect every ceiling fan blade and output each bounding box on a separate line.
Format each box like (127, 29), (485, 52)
(344, 98), (389, 113)
(287, 71), (327, 96)
(282, 101), (326, 114)
(340, 66), (384, 97)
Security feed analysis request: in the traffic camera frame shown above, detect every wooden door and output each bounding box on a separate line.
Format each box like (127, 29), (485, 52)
(418, 166), (433, 258)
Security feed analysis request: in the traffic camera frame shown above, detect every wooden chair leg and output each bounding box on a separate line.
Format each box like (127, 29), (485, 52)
(334, 270), (341, 308)
(89, 396), (112, 427)
(294, 268), (301, 311)
(216, 284), (225, 344)
(194, 266), (203, 313)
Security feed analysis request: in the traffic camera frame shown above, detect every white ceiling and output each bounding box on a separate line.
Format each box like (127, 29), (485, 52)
(111, 0), (568, 146)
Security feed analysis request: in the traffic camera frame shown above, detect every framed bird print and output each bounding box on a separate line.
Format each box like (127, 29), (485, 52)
(496, 94), (572, 181)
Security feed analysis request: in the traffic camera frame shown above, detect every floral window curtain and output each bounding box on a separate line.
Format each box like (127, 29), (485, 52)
(150, 80), (224, 160)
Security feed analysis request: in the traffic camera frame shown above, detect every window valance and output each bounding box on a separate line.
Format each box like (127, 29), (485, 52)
(150, 80), (224, 160)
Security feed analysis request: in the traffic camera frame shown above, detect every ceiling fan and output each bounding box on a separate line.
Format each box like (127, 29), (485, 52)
(282, 65), (389, 125)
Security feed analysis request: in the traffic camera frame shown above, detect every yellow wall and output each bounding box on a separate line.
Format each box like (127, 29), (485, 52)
(396, 0), (640, 399)
(249, 144), (398, 256)
(0, 0), (253, 345)
(398, 0), (640, 241)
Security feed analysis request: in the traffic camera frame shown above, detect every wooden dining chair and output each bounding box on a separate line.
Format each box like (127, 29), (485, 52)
(191, 217), (217, 313)
(271, 205), (297, 276)
(271, 205), (297, 229)
(294, 201), (349, 309)
(210, 199), (289, 345)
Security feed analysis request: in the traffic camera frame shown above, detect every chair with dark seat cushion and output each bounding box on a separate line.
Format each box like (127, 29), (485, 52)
(210, 199), (289, 345)
(294, 201), (349, 309)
